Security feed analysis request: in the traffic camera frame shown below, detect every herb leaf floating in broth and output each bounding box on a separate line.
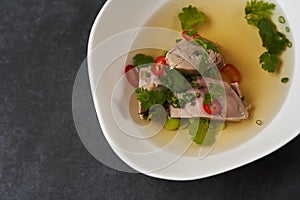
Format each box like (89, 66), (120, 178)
(178, 5), (206, 30)
(245, 0), (275, 26)
(244, 0), (291, 73)
(258, 18), (290, 55)
(133, 54), (155, 68)
(259, 51), (279, 73)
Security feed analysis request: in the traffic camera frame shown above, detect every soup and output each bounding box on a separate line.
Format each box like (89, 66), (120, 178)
(125, 0), (294, 156)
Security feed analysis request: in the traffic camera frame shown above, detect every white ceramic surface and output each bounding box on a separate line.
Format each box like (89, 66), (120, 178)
(87, 0), (300, 180)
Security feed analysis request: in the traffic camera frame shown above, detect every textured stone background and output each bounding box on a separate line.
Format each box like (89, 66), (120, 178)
(1, 0), (299, 199)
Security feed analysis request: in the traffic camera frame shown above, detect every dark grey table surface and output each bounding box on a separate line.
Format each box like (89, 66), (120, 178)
(1, 0), (300, 199)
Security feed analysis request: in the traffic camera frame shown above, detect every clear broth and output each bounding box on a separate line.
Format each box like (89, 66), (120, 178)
(128, 0), (294, 156)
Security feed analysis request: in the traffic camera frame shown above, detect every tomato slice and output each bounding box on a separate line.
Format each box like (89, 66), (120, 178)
(203, 99), (222, 115)
(220, 64), (241, 83)
(152, 56), (166, 76)
(182, 30), (200, 41)
(124, 64), (139, 87)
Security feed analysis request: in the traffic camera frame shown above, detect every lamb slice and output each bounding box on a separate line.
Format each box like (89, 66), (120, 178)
(169, 77), (249, 121)
(166, 39), (224, 75)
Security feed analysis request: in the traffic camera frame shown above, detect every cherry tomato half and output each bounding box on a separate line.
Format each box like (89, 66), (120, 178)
(152, 56), (166, 76)
(124, 64), (139, 87)
(182, 30), (200, 41)
(203, 99), (222, 115)
(220, 64), (241, 83)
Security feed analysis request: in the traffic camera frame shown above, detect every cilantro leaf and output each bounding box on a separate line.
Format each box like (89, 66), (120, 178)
(135, 88), (167, 110)
(133, 54), (154, 68)
(258, 18), (290, 55)
(244, 0), (291, 73)
(245, 0), (275, 26)
(259, 51), (279, 73)
(178, 5), (206, 30)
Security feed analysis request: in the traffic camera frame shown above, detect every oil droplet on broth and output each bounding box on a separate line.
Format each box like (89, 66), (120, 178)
(128, 0), (293, 157)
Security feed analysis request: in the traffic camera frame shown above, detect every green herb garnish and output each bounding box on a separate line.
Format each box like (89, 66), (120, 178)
(135, 88), (167, 110)
(278, 16), (285, 24)
(182, 93), (196, 102)
(203, 93), (212, 104)
(259, 51), (279, 73)
(258, 18), (290, 55)
(281, 77), (289, 83)
(133, 54), (154, 68)
(241, 96), (246, 102)
(245, 0), (291, 73)
(171, 93), (196, 108)
(256, 119), (264, 126)
(245, 0), (276, 26)
(194, 36), (219, 53)
(178, 5), (206, 30)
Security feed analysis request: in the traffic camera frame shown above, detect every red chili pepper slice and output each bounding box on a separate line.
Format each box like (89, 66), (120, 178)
(203, 99), (222, 115)
(182, 30), (200, 41)
(152, 56), (166, 76)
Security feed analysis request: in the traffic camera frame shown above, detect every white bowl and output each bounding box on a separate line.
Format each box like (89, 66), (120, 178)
(87, 0), (300, 180)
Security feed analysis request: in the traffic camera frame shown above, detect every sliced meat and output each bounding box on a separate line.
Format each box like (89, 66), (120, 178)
(169, 77), (249, 121)
(138, 65), (249, 121)
(166, 40), (224, 75)
(138, 65), (163, 90)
